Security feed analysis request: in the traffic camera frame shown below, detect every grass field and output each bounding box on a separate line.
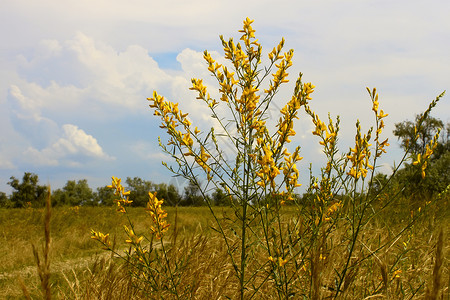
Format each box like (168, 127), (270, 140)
(0, 202), (448, 299)
(0, 206), (223, 299)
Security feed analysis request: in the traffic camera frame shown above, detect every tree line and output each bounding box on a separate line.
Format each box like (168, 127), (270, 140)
(0, 174), (236, 208)
(1, 115), (448, 208)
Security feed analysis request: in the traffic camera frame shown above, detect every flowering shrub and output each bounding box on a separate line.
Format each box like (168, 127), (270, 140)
(91, 18), (444, 299)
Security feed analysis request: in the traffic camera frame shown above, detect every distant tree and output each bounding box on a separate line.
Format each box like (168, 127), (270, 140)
(126, 177), (154, 207)
(154, 183), (181, 206)
(51, 189), (65, 206)
(393, 115), (444, 156)
(424, 151), (450, 194)
(8, 172), (47, 208)
(0, 191), (12, 208)
(94, 185), (116, 206)
(392, 116), (450, 200)
(211, 188), (230, 206)
(181, 180), (204, 206)
(52, 179), (95, 206)
(434, 121), (450, 159)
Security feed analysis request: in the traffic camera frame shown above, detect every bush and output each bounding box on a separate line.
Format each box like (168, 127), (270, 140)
(91, 18), (446, 299)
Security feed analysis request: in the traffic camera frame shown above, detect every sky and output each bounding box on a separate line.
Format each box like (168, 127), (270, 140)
(1, 0), (449, 195)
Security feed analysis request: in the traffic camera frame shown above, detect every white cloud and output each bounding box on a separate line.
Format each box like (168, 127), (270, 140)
(66, 32), (172, 109)
(9, 84), (42, 120)
(60, 124), (111, 158)
(23, 124), (114, 167)
(9, 32), (193, 116)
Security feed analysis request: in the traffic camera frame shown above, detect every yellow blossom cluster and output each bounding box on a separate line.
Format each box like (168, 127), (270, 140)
(202, 50), (238, 106)
(238, 17), (257, 48)
(303, 82), (315, 100)
(221, 33), (251, 71)
(150, 18), (317, 208)
(264, 38), (289, 97)
(307, 108), (336, 151)
(323, 201), (342, 222)
(239, 85), (261, 127)
(194, 146), (212, 180)
(276, 85), (304, 144)
(268, 38), (285, 63)
(347, 122), (373, 179)
(189, 76), (220, 110)
(266, 50), (293, 93)
(305, 106), (339, 203)
(268, 255), (288, 267)
(145, 191), (170, 239)
(345, 88), (392, 179)
(283, 147), (303, 193)
(368, 88), (389, 158)
(90, 230), (111, 249)
(392, 269), (402, 279)
(148, 91), (192, 146)
(256, 143), (280, 190)
(413, 129), (440, 178)
(124, 225), (144, 245)
(149, 91), (214, 178)
(107, 176), (132, 213)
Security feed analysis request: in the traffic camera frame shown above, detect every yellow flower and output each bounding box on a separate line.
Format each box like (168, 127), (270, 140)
(124, 225), (144, 245)
(278, 257), (288, 267)
(91, 230), (111, 249)
(182, 132), (194, 147)
(146, 192), (170, 239)
(372, 98), (379, 113)
(413, 153), (421, 165)
(107, 176), (133, 212)
(303, 82), (315, 100)
(392, 269), (402, 279)
(377, 109), (388, 118)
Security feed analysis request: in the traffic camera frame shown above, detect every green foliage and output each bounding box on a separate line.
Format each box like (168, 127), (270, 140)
(434, 121), (450, 158)
(181, 180), (204, 206)
(394, 114), (444, 155)
(125, 177), (154, 206)
(0, 191), (12, 208)
(392, 115), (450, 200)
(8, 172), (47, 208)
(211, 188), (230, 206)
(393, 151), (450, 201)
(153, 182), (182, 206)
(52, 179), (96, 206)
(1, 174), (186, 208)
(94, 185), (116, 206)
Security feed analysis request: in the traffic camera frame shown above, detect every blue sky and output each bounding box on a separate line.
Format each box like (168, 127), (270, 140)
(1, 0), (449, 194)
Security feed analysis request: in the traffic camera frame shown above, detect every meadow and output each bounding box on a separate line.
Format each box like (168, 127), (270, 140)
(0, 206), (219, 298)
(0, 199), (448, 299)
(2, 18), (449, 299)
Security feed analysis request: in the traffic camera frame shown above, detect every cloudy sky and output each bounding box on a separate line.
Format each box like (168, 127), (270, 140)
(1, 0), (449, 194)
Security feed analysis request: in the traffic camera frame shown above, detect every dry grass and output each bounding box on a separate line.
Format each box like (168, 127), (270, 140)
(0, 203), (448, 299)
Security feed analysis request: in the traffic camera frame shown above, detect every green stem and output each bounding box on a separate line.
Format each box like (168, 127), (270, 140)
(159, 230), (180, 299)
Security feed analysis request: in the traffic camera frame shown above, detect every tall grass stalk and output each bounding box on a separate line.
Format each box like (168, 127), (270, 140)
(29, 186), (52, 300)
